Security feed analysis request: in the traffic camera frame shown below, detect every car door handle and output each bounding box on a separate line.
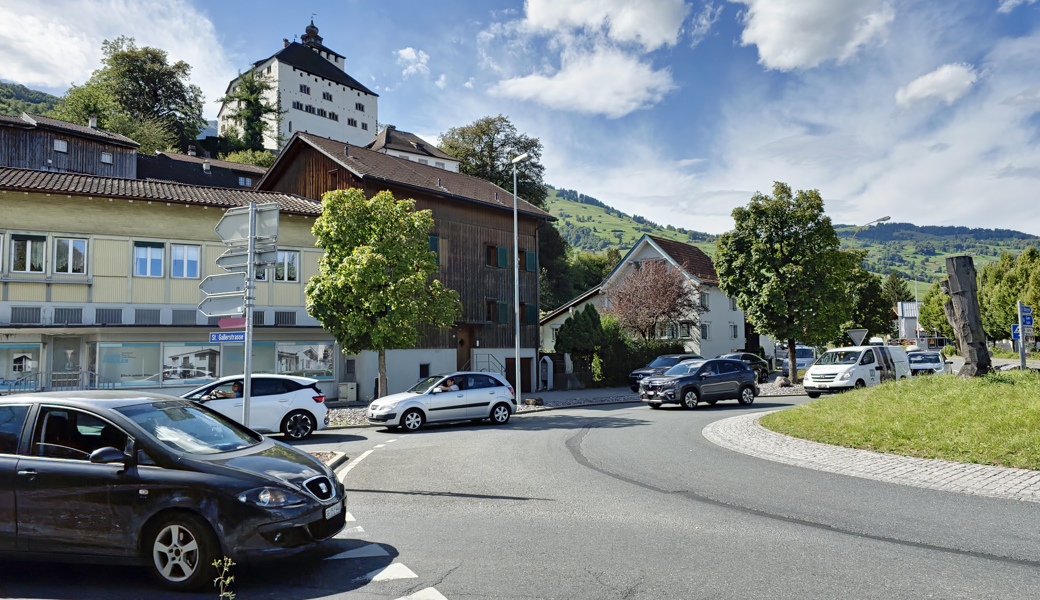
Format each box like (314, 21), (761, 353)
(233, 403), (243, 407)
(456, 394), (464, 398)
(17, 469), (36, 478)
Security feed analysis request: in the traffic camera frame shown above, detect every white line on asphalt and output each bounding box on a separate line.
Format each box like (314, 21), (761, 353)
(395, 588), (448, 600)
(386, 439), (397, 443)
(374, 444), (385, 448)
(325, 543), (390, 560)
(334, 525), (365, 539)
(361, 563), (418, 582)
(344, 512), (356, 522)
(337, 449), (374, 483)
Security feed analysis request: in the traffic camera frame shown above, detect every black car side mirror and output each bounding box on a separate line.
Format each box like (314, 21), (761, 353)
(89, 446), (127, 465)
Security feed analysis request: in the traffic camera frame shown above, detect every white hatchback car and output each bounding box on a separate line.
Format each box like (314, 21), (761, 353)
(367, 371), (516, 432)
(182, 374), (328, 440)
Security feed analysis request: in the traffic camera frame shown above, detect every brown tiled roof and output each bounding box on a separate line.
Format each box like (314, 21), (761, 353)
(648, 235), (718, 284)
(152, 151), (268, 174)
(366, 126), (456, 162)
(20, 113), (140, 148)
(0, 167), (320, 215)
(265, 132), (552, 220)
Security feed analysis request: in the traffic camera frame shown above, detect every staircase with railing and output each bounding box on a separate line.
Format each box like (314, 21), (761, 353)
(462, 353), (506, 375)
(1, 371), (116, 395)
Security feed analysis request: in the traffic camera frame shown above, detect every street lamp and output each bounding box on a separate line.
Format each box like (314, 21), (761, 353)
(511, 152), (531, 407)
(849, 215), (890, 246)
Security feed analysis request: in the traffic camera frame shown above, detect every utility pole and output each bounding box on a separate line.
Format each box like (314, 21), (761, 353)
(242, 202), (256, 426)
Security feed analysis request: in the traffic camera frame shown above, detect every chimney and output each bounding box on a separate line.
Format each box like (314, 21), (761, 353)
(283, 38), (290, 48)
(202, 160), (211, 174)
(187, 145), (196, 156)
(88, 114), (98, 129)
(343, 145), (349, 157)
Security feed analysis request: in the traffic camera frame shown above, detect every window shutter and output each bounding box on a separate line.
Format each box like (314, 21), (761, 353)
(498, 301), (509, 324)
(526, 250), (536, 272)
(526, 304), (538, 325)
(497, 246), (508, 268)
(429, 235), (439, 265)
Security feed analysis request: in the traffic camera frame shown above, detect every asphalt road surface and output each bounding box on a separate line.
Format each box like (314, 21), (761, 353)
(2, 396), (1039, 599)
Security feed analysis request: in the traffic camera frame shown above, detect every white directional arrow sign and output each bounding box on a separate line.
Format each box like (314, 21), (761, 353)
(198, 294), (245, 318)
(215, 203), (280, 244)
(199, 272), (246, 296)
(216, 248), (279, 270)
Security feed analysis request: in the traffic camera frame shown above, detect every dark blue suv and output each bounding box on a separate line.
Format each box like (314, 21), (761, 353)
(639, 358), (759, 409)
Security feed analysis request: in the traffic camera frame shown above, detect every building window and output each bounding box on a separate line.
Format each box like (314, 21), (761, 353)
(274, 251), (299, 282)
(356, 102), (365, 112)
(54, 238), (87, 274)
(134, 243), (164, 277)
(300, 84), (310, 94)
(730, 297), (738, 311)
(323, 91), (333, 101)
(435, 161), (445, 169)
(266, 65), (271, 74)
(171, 244), (200, 279)
(347, 118), (358, 127)
(135, 309), (161, 325)
(700, 291), (710, 311)
(486, 245), (507, 268)
(317, 108), (327, 117)
(53, 139), (68, 153)
(11, 236), (45, 273)
(486, 300), (509, 324)
(238, 176), (253, 187)
(419, 363), (430, 379)
(398, 154), (410, 160)
(329, 112), (339, 121)
(701, 322), (711, 340)
(679, 322), (692, 338)
(305, 104), (315, 114)
(361, 122), (368, 131)
(429, 235), (439, 265)
(730, 323), (739, 339)
(418, 158), (428, 165)
(292, 101), (303, 110)
(100, 152), (113, 164)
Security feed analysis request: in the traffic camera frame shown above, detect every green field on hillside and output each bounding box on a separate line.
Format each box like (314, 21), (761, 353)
(0, 83), (59, 117)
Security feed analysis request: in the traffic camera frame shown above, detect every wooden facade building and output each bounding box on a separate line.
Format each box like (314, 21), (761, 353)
(0, 113), (139, 178)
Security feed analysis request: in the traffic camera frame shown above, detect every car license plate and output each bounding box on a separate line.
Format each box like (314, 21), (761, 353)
(325, 502), (342, 520)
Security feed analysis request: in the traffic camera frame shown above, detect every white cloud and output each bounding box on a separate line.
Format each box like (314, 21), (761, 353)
(689, 2), (724, 47)
(896, 63), (978, 107)
(488, 46), (676, 118)
(463, 77), (475, 89)
(395, 47), (430, 77)
(730, 0), (895, 70)
(0, 0), (236, 118)
(523, 0), (691, 51)
(435, 74), (447, 89)
(998, 0), (1037, 13)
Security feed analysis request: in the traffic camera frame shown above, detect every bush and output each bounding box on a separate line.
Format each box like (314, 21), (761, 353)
(592, 315), (686, 387)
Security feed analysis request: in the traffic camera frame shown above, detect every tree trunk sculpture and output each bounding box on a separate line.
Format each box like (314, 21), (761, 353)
(942, 256), (991, 377)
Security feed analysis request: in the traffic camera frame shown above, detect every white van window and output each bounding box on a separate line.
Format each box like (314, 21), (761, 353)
(860, 351), (875, 365)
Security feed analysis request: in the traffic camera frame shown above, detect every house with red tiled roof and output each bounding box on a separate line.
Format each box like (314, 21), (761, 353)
(539, 234), (747, 359)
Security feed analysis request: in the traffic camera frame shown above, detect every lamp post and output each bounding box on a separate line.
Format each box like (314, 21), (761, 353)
(849, 215), (890, 247)
(511, 152), (531, 407)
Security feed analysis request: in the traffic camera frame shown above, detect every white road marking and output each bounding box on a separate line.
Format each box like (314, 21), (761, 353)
(325, 543), (389, 560)
(337, 449), (374, 483)
(361, 563), (418, 582)
(395, 588), (448, 600)
(344, 512), (356, 522)
(386, 439), (397, 443)
(334, 525), (365, 539)
(374, 444), (385, 448)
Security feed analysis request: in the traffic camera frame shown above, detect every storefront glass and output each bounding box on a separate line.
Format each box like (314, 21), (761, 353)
(221, 342), (276, 376)
(276, 343), (334, 379)
(162, 343), (221, 385)
(97, 343), (161, 387)
(0, 344), (41, 384)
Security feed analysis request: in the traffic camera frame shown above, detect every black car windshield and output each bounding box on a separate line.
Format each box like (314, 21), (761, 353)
(117, 400), (261, 454)
(648, 356), (680, 368)
(408, 376), (445, 394)
(795, 348), (816, 359)
(817, 350), (861, 365)
(909, 353), (941, 364)
(664, 361), (704, 376)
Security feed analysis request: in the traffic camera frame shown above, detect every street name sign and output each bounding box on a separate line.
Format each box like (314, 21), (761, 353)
(214, 203), (280, 243)
(210, 331), (246, 343)
(1023, 315), (1034, 327)
(1022, 305), (1033, 315)
(198, 294), (245, 318)
(199, 273), (246, 296)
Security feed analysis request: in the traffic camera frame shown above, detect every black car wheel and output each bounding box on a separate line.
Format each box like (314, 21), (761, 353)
(630, 385), (639, 392)
(401, 408), (424, 432)
(146, 512), (218, 591)
(737, 385), (756, 406)
(490, 403), (511, 425)
(855, 379), (866, 389)
(682, 389), (699, 409)
(281, 410), (316, 440)
(648, 402), (661, 409)
(806, 392), (821, 399)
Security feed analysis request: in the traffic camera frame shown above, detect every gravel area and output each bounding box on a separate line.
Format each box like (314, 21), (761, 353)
(309, 451), (337, 464)
(328, 407), (369, 427)
(517, 394), (637, 413)
(756, 380), (806, 396)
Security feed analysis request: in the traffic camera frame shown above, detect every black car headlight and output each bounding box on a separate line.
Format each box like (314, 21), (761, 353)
(238, 486), (306, 508)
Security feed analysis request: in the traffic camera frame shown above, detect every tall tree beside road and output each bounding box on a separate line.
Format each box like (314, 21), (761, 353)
(919, 280), (955, 340)
(217, 68), (283, 152)
(842, 265), (894, 342)
(439, 115), (547, 207)
(978, 247), (1040, 340)
(306, 188), (461, 397)
(554, 304), (605, 370)
(883, 271), (914, 306)
(714, 182), (856, 383)
(603, 259), (698, 342)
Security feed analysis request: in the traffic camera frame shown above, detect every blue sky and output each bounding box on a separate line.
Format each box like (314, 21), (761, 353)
(2, 0), (1039, 234)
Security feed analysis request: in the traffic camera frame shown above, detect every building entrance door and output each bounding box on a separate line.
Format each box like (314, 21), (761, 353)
(504, 357), (533, 393)
(456, 326), (473, 371)
(49, 337), (83, 390)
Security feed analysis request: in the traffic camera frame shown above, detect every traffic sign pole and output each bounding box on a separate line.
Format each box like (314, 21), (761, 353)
(243, 202), (256, 427)
(1019, 301), (1029, 370)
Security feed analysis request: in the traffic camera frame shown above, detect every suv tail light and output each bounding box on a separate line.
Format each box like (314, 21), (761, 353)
(312, 395), (326, 403)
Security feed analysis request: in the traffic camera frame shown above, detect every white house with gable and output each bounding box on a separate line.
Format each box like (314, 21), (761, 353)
(540, 235), (747, 359)
(217, 20), (378, 151)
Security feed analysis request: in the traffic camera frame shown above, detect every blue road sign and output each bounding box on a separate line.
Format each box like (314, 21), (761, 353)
(1022, 305), (1033, 315)
(1012, 324), (1020, 340)
(210, 331), (246, 343)
(1023, 315), (1034, 327)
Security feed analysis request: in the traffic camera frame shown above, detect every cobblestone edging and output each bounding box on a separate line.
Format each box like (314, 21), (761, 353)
(702, 411), (1040, 504)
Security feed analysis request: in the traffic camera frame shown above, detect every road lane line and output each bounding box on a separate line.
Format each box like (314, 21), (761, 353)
(396, 588), (448, 600)
(326, 543), (390, 560)
(344, 511), (356, 522)
(386, 439), (397, 443)
(361, 563), (418, 582)
(337, 449), (374, 483)
(374, 444), (385, 448)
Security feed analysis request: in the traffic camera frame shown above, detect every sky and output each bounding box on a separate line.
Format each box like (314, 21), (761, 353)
(1, 0), (1039, 235)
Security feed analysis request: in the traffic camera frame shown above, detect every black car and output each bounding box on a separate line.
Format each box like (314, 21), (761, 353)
(628, 353), (703, 391)
(639, 359), (759, 409)
(717, 352), (771, 383)
(0, 391), (346, 591)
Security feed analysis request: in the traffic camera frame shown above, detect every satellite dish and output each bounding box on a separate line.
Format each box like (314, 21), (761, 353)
(847, 328), (868, 346)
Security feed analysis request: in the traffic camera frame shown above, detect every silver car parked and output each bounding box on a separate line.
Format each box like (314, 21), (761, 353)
(367, 371), (516, 431)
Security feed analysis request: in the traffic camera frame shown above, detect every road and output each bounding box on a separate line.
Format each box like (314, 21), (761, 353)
(2, 397), (1039, 599)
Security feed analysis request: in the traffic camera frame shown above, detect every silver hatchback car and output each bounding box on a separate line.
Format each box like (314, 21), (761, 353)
(367, 371), (516, 431)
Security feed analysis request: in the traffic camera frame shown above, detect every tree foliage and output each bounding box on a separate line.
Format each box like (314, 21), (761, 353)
(554, 304), (605, 368)
(306, 188), (461, 396)
(438, 115), (547, 208)
(919, 280), (954, 340)
(219, 149), (276, 168)
(603, 259), (698, 342)
(883, 271), (914, 306)
(838, 264), (893, 343)
(0, 82), (59, 116)
(978, 247), (1040, 340)
(217, 68), (283, 151)
(714, 182), (856, 382)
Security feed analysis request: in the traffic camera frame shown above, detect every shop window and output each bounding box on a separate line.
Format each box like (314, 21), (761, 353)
(97, 343), (160, 387)
(276, 343), (334, 379)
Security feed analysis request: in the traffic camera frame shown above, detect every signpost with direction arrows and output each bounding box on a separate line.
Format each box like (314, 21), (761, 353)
(1019, 301), (1033, 370)
(199, 202), (280, 426)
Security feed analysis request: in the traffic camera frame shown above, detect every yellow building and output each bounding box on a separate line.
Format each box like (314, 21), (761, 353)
(0, 167), (337, 396)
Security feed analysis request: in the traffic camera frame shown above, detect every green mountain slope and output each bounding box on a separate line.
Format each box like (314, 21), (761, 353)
(0, 82), (59, 117)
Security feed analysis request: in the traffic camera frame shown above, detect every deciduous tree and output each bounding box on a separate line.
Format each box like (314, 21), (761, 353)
(439, 115), (547, 207)
(919, 280), (955, 340)
(306, 188), (461, 397)
(603, 259), (698, 342)
(840, 264), (893, 343)
(219, 149), (276, 168)
(714, 182), (856, 383)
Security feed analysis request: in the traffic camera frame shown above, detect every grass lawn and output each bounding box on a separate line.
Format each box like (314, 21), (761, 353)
(760, 371), (1040, 470)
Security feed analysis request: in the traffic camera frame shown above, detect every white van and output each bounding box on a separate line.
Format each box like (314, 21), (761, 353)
(803, 346), (909, 398)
